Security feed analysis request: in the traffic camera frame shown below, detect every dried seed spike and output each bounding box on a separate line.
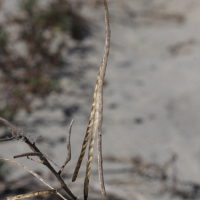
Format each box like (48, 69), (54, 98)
(72, 74), (99, 182)
(84, 102), (99, 199)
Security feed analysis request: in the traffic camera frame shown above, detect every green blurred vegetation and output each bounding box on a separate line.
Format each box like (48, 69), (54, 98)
(0, 0), (89, 121)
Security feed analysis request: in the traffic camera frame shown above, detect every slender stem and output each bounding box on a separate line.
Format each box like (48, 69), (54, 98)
(14, 152), (42, 159)
(7, 189), (58, 200)
(0, 136), (15, 141)
(59, 119), (74, 175)
(97, 0), (110, 197)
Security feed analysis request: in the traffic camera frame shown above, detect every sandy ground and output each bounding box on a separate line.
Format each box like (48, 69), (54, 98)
(1, 0), (200, 199)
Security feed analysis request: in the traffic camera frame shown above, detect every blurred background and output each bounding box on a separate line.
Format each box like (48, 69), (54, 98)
(1, 0), (200, 199)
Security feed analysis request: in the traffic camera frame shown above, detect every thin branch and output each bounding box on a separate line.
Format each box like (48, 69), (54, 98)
(14, 152), (44, 164)
(0, 136), (15, 141)
(96, 0), (110, 197)
(15, 150), (62, 168)
(14, 152), (42, 159)
(27, 157), (43, 164)
(42, 152), (61, 168)
(42, 152), (74, 176)
(59, 119), (74, 175)
(7, 189), (58, 200)
(0, 117), (21, 136)
(33, 135), (42, 144)
(0, 158), (67, 200)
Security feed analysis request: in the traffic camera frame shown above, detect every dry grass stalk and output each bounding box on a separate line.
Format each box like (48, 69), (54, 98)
(97, 1), (110, 197)
(7, 189), (59, 200)
(72, 0), (110, 199)
(0, 158), (67, 200)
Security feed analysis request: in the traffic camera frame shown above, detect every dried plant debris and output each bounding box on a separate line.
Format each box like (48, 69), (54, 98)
(0, 0), (90, 121)
(113, 2), (185, 26)
(3, 153), (200, 200)
(103, 154), (200, 200)
(168, 39), (196, 56)
(0, 117), (76, 199)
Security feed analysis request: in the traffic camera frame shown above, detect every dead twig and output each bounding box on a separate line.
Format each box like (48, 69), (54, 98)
(0, 136), (15, 141)
(0, 118), (77, 200)
(33, 135), (42, 144)
(59, 119), (74, 175)
(42, 152), (62, 168)
(0, 117), (21, 136)
(26, 157), (43, 164)
(14, 152), (42, 159)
